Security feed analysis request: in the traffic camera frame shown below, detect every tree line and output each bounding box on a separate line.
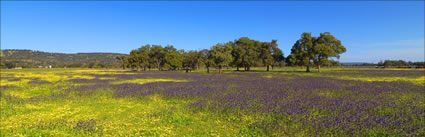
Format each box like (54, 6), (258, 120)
(377, 60), (425, 68)
(116, 37), (283, 73)
(116, 32), (347, 73)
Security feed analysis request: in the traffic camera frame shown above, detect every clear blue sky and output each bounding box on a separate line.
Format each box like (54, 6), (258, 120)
(1, 1), (424, 63)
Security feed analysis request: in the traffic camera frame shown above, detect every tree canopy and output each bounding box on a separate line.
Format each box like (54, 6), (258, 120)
(118, 37), (286, 73)
(287, 32), (346, 72)
(209, 42), (233, 73)
(116, 34), (347, 73)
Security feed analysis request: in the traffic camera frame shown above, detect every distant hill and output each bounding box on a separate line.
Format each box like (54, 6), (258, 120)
(0, 49), (127, 68)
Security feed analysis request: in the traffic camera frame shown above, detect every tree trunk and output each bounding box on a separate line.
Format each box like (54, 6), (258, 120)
(186, 68), (189, 73)
(236, 66), (239, 71)
(207, 67), (210, 73)
(306, 65), (310, 72)
(317, 64), (321, 72)
(157, 62), (161, 71)
(219, 65), (222, 73)
(247, 66), (250, 71)
(267, 65), (270, 71)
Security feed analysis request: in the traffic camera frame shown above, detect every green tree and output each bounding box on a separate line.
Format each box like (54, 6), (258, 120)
(164, 45), (183, 70)
(285, 54), (295, 66)
(182, 51), (192, 73)
(127, 45), (150, 71)
(288, 32), (346, 72)
(127, 51), (139, 70)
(138, 44), (151, 71)
(311, 32), (346, 72)
(288, 32), (314, 72)
(259, 40), (283, 71)
(259, 41), (273, 71)
(115, 55), (128, 69)
(195, 50), (203, 70)
(234, 37), (259, 71)
(231, 40), (245, 71)
(210, 42), (233, 73)
(271, 42), (285, 69)
(200, 49), (213, 73)
(182, 50), (198, 73)
(149, 45), (166, 71)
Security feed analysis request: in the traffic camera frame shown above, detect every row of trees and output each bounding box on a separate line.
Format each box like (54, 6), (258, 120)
(117, 32), (346, 72)
(116, 37), (285, 73)
(377, 60), (425, 67)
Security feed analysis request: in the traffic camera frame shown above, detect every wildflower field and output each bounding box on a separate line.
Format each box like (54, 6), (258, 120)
(0, 68), (424, 136)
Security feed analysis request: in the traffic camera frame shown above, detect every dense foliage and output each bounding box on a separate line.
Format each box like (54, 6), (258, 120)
(120, 33), (346, 73)
(286, 32), (346, 72)
(119, 37), (285, 72)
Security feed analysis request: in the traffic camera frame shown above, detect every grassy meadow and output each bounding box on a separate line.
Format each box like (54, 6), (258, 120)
(0, 68), (424, 136)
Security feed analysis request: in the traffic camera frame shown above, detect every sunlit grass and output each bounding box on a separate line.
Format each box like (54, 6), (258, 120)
(1, 68), (424, 136)
(0, 79), (30, 87)
(0, 69), (235, 136)
(0, 92), (238, 136)
(331, 75), (425, 85)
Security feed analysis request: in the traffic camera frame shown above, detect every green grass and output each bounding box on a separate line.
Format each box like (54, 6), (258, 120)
(1, 68), (424, 136)
(0, 90), (244, 136)
(0, 69), (248, 136)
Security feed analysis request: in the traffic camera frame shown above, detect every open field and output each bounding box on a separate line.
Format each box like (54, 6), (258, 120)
(1, 68), (424, 136)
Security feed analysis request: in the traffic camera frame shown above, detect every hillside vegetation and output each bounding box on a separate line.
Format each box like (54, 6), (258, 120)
(0, 50), (126, 68)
